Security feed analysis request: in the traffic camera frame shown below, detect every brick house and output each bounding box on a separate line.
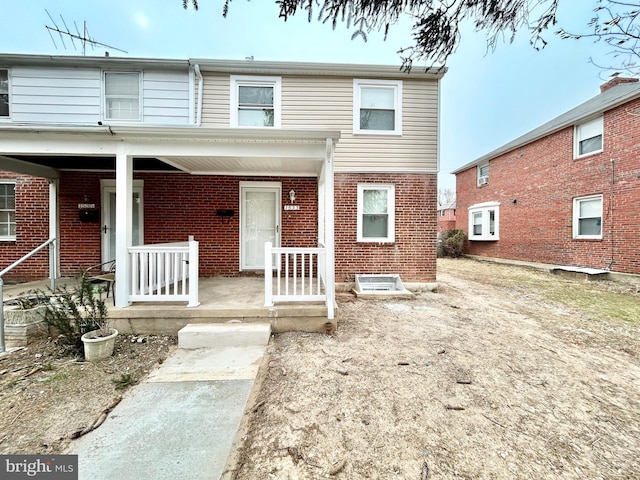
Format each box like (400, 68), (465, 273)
(452, 77), (640, 275)
(0, 54), (444, 318)
(437, 201), (456, 232)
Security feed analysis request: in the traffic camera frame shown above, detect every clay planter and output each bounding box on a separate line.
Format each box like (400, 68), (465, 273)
(81, 328), (119, 361)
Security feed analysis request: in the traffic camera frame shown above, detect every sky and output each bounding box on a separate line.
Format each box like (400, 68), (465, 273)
(0, 0), (618, 192)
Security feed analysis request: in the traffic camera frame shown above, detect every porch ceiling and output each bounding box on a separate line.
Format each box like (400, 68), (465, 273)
(159, 155), (322, 176)
(0, 126), (340, 178)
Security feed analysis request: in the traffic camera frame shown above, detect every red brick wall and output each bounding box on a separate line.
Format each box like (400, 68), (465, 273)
(2, 170), (438, 283)
(334, 173), (437, 283)
(455, 98), (640, 275)
(57, 172), (318, 277)
(0, 173), (50, 282)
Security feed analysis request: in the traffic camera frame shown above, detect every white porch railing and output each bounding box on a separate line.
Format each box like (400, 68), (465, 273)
(128, 236), (199, 307)
(264, 242), (327, 306)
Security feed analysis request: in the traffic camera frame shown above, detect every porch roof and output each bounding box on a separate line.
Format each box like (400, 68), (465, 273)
(0, 126), (341, 177)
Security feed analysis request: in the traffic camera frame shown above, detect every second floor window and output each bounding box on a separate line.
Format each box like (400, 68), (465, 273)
(0, 69), (8, 117)
(104, 72), (140, 121)
(575, 116), (603, 157)
(477, 163), (489, 186)
(0, 182), (16, 240)
(353, 79), (402, 135)
(231, 76), (281, 128)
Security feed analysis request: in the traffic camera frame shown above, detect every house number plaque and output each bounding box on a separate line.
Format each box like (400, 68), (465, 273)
(284, 205), (300, 211)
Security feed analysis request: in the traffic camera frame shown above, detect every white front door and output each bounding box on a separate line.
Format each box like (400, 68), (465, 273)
(101, 180), (144, 265)
(240, 182), (281, 270)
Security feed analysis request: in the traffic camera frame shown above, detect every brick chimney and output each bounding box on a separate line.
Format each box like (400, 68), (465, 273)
(600, 77), (639, 92)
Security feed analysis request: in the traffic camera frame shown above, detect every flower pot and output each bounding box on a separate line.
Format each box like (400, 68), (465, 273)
(81, 328), (118, 361)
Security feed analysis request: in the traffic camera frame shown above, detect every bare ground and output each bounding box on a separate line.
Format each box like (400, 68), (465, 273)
(227, 258), (640, 480)
(0, 258), (639, 480)
(0, 335), (177, 454)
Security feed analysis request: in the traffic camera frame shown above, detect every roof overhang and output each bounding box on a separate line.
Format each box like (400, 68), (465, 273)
(0, 126), (341, 177)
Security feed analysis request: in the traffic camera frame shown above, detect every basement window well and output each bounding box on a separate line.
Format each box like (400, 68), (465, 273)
(353, 274), (413, 298)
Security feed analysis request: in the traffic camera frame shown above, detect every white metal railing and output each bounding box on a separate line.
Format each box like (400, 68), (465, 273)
(264, 242), (327, 306)
(0, 238), (57, 353)
(128, 236), (199, 307)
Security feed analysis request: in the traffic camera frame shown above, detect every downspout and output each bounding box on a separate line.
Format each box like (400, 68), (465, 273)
(194, 64), (203, 127)
(608, 157), (615, 270)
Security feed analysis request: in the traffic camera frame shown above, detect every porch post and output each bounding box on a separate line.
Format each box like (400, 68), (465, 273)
(187, 236), (200, 307)
(114, 149), (133, 307)
(264, 242), (273, 307)
(324, 138), (335, 320)
(48, 179), (59, 290)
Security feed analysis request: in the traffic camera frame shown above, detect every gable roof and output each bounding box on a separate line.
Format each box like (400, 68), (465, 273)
(451, 80), (640, 174)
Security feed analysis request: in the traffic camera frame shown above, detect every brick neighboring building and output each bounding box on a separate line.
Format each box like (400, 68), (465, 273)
(437, 200), (456, 232)
(452, 78), (640, 275)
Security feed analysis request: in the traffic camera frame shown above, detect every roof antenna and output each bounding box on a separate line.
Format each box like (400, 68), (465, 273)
(45, 10), (127, 55)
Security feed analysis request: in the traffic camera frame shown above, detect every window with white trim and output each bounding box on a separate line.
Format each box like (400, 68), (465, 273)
(477, 163), (489, 186)
(573, 194), (603, 239)
(357, 184), (395, 242)
(353, 79), (402, 135)
(468, 202), (499, 241)
(0, 182), (16, 240)
(575, 116), (603, 157)
(104, 72), (141, 121)
(0, 69), (9, 117)
(230, 76), (281, 128)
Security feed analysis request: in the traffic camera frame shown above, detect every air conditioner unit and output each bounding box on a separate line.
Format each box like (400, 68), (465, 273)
(478, 177), (488, 186)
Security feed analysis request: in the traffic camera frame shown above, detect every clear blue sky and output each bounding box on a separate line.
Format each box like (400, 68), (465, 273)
(1, 0), (615, 191)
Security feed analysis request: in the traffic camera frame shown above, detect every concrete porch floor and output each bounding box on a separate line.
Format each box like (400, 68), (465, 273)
(2, 276), (335, 335)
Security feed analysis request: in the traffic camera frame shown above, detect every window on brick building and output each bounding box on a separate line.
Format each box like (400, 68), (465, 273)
(468, 201), (499, 241)
(357, 184), (395, 242)
(104, 72), (141, 121)
(230, 76), (281, 128)
(573, 194), (603, 239)
(477, 163), (489, 186)
(353, 79), (402, 135)
(0, 182), (16, 240)
(0, 69), (9, 117)
(574, 116), (603, 157)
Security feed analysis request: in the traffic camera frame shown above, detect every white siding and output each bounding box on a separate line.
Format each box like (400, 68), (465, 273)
(8, 66), (191, 125)
(142, 70), (190, 124)
(10, 67), (101, 124)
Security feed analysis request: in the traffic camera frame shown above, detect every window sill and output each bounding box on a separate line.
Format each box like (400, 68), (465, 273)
(353, 130), (402, 136)
(572, 236), (602, 241)
(469, 237), (499, 242)
(0, 237), (16, 242)
(357, 240), (395, 244)
(574, 150), (603, 160)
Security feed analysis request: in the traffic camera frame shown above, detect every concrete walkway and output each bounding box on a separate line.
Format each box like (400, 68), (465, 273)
(67, 323), (271, 480)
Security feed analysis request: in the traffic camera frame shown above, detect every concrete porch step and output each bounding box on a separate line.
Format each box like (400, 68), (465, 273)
(178, 322), (271, 349)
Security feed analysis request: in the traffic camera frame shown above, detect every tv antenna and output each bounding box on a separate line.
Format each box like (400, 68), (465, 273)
(45, 9), (127, 55)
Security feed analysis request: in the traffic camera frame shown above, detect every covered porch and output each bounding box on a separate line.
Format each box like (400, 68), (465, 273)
(0, 126), (340, 332)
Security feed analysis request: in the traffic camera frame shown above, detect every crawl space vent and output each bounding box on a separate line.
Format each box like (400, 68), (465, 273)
(353, 274), (413, 298)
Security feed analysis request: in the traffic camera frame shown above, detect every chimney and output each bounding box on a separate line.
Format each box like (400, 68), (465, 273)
(600, 76), (639, 93)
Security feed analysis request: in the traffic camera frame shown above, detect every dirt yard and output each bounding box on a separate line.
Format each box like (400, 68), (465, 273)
(228, 258), (640, 479)
(0, 258), (639, 479)
(0, 334), (177, 454)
